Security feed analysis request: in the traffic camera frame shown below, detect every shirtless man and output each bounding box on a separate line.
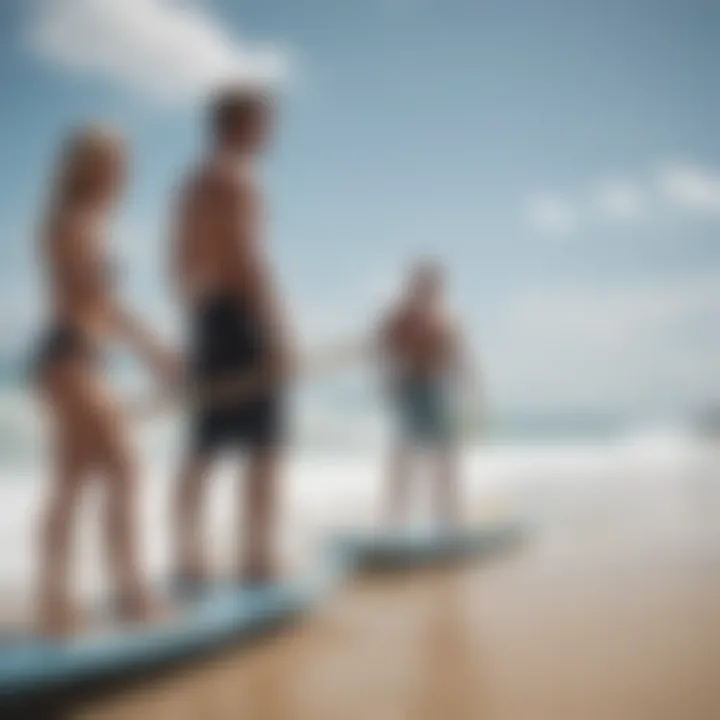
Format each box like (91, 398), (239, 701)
(171, 87), (290, 587)
(378, 260), (475, 527)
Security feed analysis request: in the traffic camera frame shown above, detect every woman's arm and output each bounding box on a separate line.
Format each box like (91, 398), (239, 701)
(105, 303), (180, 382)
(59, 215), (180, 383)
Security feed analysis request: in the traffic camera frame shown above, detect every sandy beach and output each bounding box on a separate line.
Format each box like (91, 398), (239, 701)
(60, 440), (720, 720)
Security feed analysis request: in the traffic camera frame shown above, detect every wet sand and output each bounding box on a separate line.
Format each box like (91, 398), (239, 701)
(78, 469), (720, 720)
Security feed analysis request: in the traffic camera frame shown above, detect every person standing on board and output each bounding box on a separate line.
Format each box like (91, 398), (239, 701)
(377, 260), (476, 527)
(34, 126), (177, 636)
(171, 87), (291, 589)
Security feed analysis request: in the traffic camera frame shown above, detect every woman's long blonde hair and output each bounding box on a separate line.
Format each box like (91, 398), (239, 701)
(45, 123), (125, 224)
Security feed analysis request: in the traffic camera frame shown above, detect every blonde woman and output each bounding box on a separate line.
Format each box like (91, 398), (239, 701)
(34, 125), (176, 636)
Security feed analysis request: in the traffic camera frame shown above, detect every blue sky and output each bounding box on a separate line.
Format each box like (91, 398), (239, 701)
(1, 0), (719, 417)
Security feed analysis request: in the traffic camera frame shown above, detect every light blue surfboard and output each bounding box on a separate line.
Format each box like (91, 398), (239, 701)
(0, 519), (524, 701)
(332, 518), (526, 570)
(0, 550), (351, 701)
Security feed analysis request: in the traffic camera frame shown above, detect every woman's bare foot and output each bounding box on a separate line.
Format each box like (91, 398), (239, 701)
(115, 590), (169, 626)
(37, 596), (83, 639)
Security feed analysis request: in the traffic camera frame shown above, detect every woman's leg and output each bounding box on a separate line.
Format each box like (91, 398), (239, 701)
(36, 364), (94, 636)
(82, 375), (157, 620)
(103, 442), (142, 607)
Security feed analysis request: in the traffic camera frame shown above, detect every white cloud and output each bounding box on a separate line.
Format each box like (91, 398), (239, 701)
(523, 194), (577, 238)
(657, 163), (720, 217)
(524, 162), (720, 237)
(593, 180), (646, 220)
(29, 0), (290, 104)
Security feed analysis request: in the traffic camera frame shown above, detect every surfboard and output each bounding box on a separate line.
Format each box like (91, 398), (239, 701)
(0, 553), (350, 702)
(333, 518), (526, 570)
(0, 519), (524, 701)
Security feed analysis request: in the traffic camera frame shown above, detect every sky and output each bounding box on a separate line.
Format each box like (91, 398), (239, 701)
(0, 0), (719, 419)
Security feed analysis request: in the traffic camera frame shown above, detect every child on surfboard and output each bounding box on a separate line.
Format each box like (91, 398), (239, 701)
(377, 259), (478, 527)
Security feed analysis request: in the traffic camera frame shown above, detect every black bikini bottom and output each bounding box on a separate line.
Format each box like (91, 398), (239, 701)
(33, 325), (98, 375)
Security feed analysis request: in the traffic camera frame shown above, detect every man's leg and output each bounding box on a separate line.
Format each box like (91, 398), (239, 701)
(434, 443), (460, 527)
(240, 447), (280, 583)
(386, 441), (414, 526)
(174, 453), (212, 585)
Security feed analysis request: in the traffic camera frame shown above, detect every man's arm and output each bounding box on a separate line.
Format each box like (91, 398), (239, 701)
(447, 320), (478, 386)
(223, 173), (293, 374)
